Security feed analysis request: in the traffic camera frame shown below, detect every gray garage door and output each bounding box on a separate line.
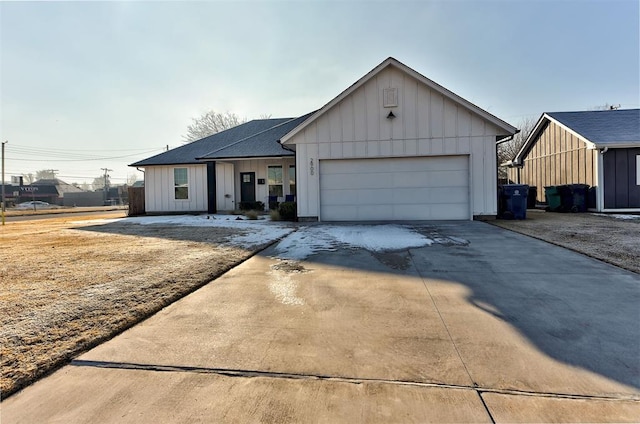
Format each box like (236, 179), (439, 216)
(319, 156), (470, 221)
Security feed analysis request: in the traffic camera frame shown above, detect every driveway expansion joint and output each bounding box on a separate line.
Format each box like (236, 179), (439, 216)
(70, 360), (639, 402)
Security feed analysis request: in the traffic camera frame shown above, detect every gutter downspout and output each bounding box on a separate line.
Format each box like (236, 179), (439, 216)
(596, 147), (608, 212)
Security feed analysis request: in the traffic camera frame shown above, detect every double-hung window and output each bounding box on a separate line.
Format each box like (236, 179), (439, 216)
(289, 166), (296, 195)
(268, 166), (283, 197)
(174, 168), (189, 200)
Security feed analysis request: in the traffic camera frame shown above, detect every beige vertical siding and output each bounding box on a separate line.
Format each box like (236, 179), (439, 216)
(145, 164), (208, 213)
(232, 158), (295, 206)
(509, 121), (597, 202)
(287, 66), (504, 218)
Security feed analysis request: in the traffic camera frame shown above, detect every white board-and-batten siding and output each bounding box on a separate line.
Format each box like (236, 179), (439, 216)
(145, 165), (208, 213)
(287, 66), (503, 219)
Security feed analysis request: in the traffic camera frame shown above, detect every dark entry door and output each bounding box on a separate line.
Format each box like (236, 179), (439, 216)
(240, 172), (256, 202)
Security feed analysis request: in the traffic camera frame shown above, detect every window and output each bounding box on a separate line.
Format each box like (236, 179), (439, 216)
(637, 155), (640, 186)
(174, 168), (189, 200)
(268, 165), (283, 197)
(289, 166), (296, 195)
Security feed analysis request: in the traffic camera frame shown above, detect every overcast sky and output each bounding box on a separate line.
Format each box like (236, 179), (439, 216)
(1, 0), (638, 185)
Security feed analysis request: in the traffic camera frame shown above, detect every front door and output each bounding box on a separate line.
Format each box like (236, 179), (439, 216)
(240, 172), (256, 202)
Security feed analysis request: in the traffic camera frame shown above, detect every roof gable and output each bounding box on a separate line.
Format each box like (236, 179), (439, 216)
(281, 57), (516, 145)
(513, 109), (640, 164)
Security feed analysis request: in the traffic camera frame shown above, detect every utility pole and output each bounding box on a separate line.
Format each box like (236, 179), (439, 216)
(101, 167), (113, 205)
(1, 141), (7, 225)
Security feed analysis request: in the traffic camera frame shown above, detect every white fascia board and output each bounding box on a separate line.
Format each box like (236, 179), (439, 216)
(281, 57), (516, 145)
(592, 141), (640, 149)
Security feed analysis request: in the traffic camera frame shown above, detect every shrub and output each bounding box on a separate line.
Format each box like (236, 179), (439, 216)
(244, 210), (259, 220)
(239, 201), (265, 211)
(278, 202), (297, 221)
(269, 210), (281, 221)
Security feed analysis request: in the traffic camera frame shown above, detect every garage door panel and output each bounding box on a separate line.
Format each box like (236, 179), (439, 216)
(427, 170), (468, 187)
(321, 173), (395, 190)
(320, 156), (470, 221)
(429, 204), (469, 220)
(429, 187), (468, 203)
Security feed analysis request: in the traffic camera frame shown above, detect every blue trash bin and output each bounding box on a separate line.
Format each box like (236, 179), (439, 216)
(499, 184), (529, 219)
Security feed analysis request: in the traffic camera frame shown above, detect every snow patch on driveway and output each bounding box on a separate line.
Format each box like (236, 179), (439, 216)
(268, 269), (305, 306)
(273, 224), (435, 260)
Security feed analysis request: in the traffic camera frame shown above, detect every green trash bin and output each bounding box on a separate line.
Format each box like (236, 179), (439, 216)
(544, 186), (562, 212)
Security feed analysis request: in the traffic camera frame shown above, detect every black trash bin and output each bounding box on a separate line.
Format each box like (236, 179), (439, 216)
(567, 184), (589, 212)
(499, 184), (529, 219)
(557, 184), (590, 212)
(588, 186), (597, 209)
(527, 186), (537, 209)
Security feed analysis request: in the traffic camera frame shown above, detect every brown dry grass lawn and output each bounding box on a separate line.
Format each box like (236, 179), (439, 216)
(0, 213), (273, 397)
(489, 210), (640, 274)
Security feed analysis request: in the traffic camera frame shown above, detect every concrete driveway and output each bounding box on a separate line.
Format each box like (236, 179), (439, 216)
(3, 221), (639, 423)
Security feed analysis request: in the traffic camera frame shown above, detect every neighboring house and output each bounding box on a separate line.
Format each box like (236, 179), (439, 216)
(131, 57), (517, 221)
(507, 109), (640, 212)
(2, 179), (84, 206)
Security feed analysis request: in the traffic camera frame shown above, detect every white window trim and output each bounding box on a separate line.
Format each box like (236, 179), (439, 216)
(288, 165), (296, 196)
(173, 167), (190, 201)
(267, 164), (284, 200)
(636, 155), (640, 186)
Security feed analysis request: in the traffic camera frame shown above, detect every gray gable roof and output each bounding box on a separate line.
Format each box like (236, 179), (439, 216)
(198, 112), (315, 160)
(130, 118), (293, 167)
(512, 108), (640, 166)
(546, 109), (640, 147)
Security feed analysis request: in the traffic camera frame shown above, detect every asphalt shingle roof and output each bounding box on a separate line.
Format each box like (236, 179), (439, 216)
(547, 109), (640, 146)
(130, 118), (294, 167)
(198, 112), (315, 160)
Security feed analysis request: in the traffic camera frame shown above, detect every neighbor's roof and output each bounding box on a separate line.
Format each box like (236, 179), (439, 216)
(281, 57), (517, 145)
(547, 109), (640, 146)
(130, 118), (294, 167)
(198, 112), (315, 160)
(32, 178), (84, 194)
(512, 109), (640, 165)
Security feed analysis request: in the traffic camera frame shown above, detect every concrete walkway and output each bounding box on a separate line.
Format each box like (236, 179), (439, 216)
(3, 221), (639, 423)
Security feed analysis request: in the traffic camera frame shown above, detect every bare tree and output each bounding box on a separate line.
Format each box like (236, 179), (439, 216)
(498, 116), (537, 180)
(22, 173), (35, 184)
(590, 103), (621, 111)
(92, 174), (111, 191)
(126, 174), (138, 186)
(35, 169), (56, 181)
(182, 111), (247, 143)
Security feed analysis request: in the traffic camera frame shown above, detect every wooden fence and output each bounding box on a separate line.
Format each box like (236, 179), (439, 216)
(128, 187), (145, 216)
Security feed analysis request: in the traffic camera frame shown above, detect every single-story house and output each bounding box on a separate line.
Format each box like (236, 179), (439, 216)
(507, 109), (640, 212)
(0, 178), (84, 206)
(131, 57), (517, 221)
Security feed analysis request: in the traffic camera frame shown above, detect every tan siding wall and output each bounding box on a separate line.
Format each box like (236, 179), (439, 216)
(509, 121), (597, 202)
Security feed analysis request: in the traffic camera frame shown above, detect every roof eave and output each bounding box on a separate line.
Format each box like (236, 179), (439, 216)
(196, 154), (295, 161)
(591, 141), (640, 149)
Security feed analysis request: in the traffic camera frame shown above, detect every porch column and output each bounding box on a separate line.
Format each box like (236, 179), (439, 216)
(207, 161), (217, 214)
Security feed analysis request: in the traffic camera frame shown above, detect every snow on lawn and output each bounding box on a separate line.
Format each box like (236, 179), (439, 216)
(119, 214), (294, 247)
(273, 224), (434, 260)
(593, 213), (640, 220)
